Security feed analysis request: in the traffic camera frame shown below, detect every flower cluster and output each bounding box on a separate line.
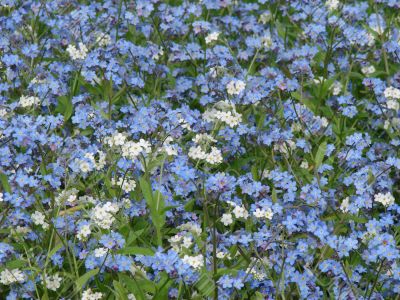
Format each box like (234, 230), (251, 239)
(0, 0), (399, 299)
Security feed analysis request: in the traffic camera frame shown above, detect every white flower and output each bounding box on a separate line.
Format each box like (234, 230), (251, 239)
(300, 161), (309, 169)
(152, 47), (164, 60)
(0, 193), (3, 202)
(361, 65), (376, 75)
(205, 31), (220, 44)
(96, 151), (107, 170)
(112, 132), (127, 146)
(203, 108), (242, 128)
(232, 205), (249, 219)
(384, 120), (391, 130)
(221, 213), (233, 226)
(120, 139), (151, 160)
(274, 140), (296, 154)
(261, 34), (273, 48)
(226, 80), (246, 95)
(247, 266), (267, 281)
(314, 116), (329, 128)
(387, 99), (399, 111)
(0, 269), (26, 285)
(128, 294), (137, 300)
(367, 33), (376, 46)
(259, 11), (272, 24)
(162, 137), (178, 156)
(325, 0), (340, 11)
(138, 139), (152, 153)
(121, 141), (142, 159)
(91, 202), (119, 229)
(216, 251), (231, 259)
(31, 211), (45, 224)
(112, 177), (136, 193)
(206, 147), (223, 165)
(374, 192), (395, 207)
(178, 222), (202, 235)
(31, 211), (49, 230)
(15, 226), (31, 235)
(82, 288), (103, 300)
(19, 95), (40, 107)
(384, 87), (400, 99)
(182, 254), (204, 270)
(253, 207), (273, 220)
(188, 145), (208, 160)
(42, 274), (62, 291)
(214, 110), (242, 127)
(94, 247), (108, 258)
(55, 188), (79, 205)
(78, 159), (92, 173)
(331, 81), (342, 95)
(66, 42), (88, 60)
(193, 133), (216, 144)
(340, 197), (350, 213)
(182, 236), (193, 248)
(291, 122), (302, 132)
(77, 225), (91, 241)
(95, 33), (111, 47)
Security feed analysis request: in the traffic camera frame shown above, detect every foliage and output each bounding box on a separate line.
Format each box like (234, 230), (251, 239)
(0, 0), (399, 299)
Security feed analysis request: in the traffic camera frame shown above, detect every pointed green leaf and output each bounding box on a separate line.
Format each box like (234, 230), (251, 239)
(76, 268), (99, 291)
(314, 141), (327, 171)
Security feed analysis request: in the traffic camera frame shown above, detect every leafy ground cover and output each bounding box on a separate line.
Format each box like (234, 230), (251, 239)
(0, 0), (400, 299)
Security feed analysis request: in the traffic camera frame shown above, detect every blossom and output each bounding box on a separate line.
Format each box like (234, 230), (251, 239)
(91, 202), (119, 229)
(31, 211), (49, 230)
(226, 80), (246, 95)
(19, 95), (40, 107)
(221, 213), (233, 226)
(182, 254), (204, 270)
(325, 0), (340, 11)
(66, 42), (88, 60)
(205, 32), (220, 44)
(0, 269), (26, 285)
(82, 288), (103, 300)
(384, 87), (400, 99)
(232, 205), (249, 219)
(374, 192), (395, 207)
(253, 207), (273, 220)
(42, 274), (62, 291)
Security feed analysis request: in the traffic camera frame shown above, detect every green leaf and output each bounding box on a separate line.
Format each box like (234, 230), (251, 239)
(6, 259), (26, 269)
(314, 141), (327, 171)
(139, 176), (153, 206)
(254, 292), (265, 300)
(76, 268), (99, 291)
(119, 246), (154, 256)
(195, 272), (215, 298)
(139, 177), (166, 245)
(147, 155), (167, 173)
(118, 274), (147, 300)
(41, 292), (49, 300)
(154, 273), (173, 300)
(47, 243), (63, 259)
(184, 199), (196, 212)
(271, 188), (278, 203)
(291, 91), (316, 112)
(367, 168), (375, 185)
(126, 229), (145, 246)
(57, 96), (73, 121)
(111, 85), (127, 104)
(0, 173), (11, 193)
(251, 165), (259, 181)
(349, 72), (364, 80)
(113, 280), (129, 300)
